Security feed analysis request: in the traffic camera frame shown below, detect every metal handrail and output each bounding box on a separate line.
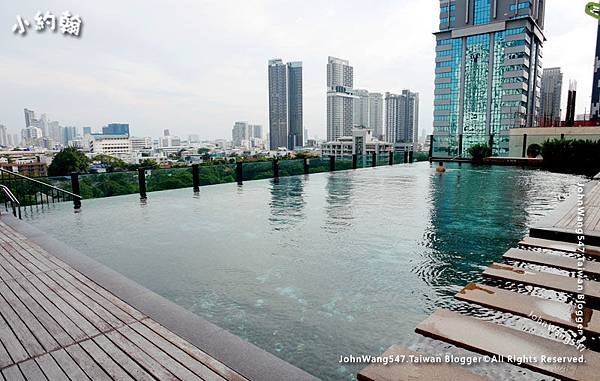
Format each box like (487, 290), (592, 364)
(0, 168), (82, 200)
(0, 185), (21, 219)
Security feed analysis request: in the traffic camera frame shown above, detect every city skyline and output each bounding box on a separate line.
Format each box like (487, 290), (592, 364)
(0, 1), (596, 140)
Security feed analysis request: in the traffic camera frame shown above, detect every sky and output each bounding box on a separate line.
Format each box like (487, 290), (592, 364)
(0, 0), (597, 140)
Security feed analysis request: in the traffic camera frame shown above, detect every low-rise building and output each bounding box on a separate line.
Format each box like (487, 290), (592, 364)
(321, 128), (392, 158)
(89, 134), (132, 159)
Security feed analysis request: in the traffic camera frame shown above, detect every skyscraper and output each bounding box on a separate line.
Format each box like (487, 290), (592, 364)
(385, 90), (419, 150)
(287, 62), (303, 148)
(539, 67), (563, 127)
(591, 21), (600, 120)
(268, 59), (288, 150)
(24, 108), (35, 127)
(327, 56), (355, 141)
(433, 0), (546, 157)
(566, 80), (577, 127)
(0, 125), (7, 146)
(352, 89), (370, 128)
(368, 93), (384, 140)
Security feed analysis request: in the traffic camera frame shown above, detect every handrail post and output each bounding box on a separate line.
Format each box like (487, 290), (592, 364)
(428, 135), (434, 162)
(303, 158), (309, 175)
(192, 164), (200, 192)
(458, 134), (464, 157)
(273, 159), (280, 179)
(236, 162), (243, 185)
(329, 155), (335, 172)
(404, 151), (409, 164)
(371, 152), (376, 167)
(352, 154), (357, 169)
(138, 168), (147, 200)
(388, 150), (394, 165)
(70, 172), (82, 209)
(522, 133), (528, 158)
(408, 150), (414, 163)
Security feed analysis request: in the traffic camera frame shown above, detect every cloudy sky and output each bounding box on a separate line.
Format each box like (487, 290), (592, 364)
(0, 0), (597, 140)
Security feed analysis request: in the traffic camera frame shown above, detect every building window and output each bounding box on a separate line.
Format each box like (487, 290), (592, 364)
(510, 1), (531, 11)
(473, 0), (491, 25)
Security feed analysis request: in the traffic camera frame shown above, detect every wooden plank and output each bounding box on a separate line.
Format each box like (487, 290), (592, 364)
(50, 349), (91, 381)
(4, 279), (74, 348)
(117, 325), (202, 381)
(130, 321), (226, 381)
(519, 237), (600, 258)
(105, 330), (178, 381)
(455, 283), (600, 336)
(357, 345), (489, 381)
(0, 302), (37, 366)
(35, 353), (69, 381)
(142, 319), (248, 381)
(416, 309), (600, 381)
(79, 338), (134, 381)
(55, 269), (138, 325)
(503, 248), (600, 276)
(92, 335), (154, 381)
(35, 272), (112, 333)
(45, 270), (125, 329)
(18, 359), (47, 380)
(0, 338), (12, 369)
(13, 276), (88, 343)
(20, 275), (99, 338)
(0, 281), (60, 353)
(65, 344), (111, 381)
(1, 365), (25, 381)
(62, 267), (145, 321)
(0, 242), (52, 274)
(483, 263), (600, 301)
(0, 290), (45, 359)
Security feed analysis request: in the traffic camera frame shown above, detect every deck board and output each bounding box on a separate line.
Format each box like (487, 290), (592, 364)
(519, 236), (600, 258)
(0, 219), (250, 381)
(357, 345), (489, 381)
(416, 309), (600, 381)
(503, 248), (600, 276)
(482, 263), (600, 301)
(455, 283), (600, 336)
(50, 349), (91, 381)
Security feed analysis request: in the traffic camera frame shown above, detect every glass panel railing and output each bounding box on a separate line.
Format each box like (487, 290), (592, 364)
(279, 159), (304, 177)
(242, 161), (273, 181)
(146, 168), (193, 192)
(307, 157), (330, 174)
(335, 157), (353, 171)
(198, 164), (236, 185)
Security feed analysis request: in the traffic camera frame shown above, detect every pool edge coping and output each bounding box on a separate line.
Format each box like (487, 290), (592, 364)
(1, 215), (319, 381)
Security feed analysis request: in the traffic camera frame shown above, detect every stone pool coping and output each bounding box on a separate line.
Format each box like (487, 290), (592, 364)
(1, 215), (319, 381)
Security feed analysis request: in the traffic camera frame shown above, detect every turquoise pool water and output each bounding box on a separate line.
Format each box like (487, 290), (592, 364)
(24, 162), (585, 380)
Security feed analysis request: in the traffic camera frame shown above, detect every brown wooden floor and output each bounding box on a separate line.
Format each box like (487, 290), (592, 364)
(0, 220), (247, 381)
(554, 181), (600, 234)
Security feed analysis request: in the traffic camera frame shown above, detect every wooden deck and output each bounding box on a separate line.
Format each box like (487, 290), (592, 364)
(530, 180), (600, 246)
(0, 220), (249, 381)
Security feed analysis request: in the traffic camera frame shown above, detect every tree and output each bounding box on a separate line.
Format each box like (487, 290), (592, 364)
(467, 144), (492, 163)
(93, 154), (128, 171)
(48, 147), (90, 176)
(197, 147), (210, 154)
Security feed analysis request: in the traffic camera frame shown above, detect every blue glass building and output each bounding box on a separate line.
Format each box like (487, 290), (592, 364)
(102, 123), (130, 137)
(433, 0), (546, 157)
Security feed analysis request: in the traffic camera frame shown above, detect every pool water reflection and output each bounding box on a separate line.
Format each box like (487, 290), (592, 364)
(24, 162), (585, 380)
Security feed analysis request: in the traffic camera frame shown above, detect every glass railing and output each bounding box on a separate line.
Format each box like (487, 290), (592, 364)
(24, 154), (417, 202)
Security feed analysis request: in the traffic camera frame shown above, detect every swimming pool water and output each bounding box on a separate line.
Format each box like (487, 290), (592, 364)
(24, 162), (585, 380)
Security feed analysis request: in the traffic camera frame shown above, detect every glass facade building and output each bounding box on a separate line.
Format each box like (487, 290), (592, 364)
(433, 0), (546, 157)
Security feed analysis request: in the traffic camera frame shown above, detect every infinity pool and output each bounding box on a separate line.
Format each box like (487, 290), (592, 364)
(25, 162), (584, 380)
